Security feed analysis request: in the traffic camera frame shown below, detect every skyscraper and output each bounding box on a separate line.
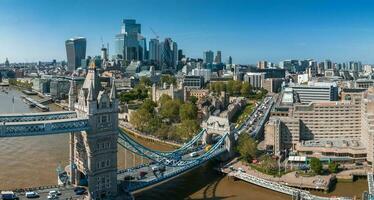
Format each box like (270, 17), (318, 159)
(160, 38), (178, 71)
(257, 60), (268, 69)
(228, 56), (233, 65)
(214, 51), (222, 63)
(65, 37), (86, 72)
(203, 50), (214, 64)
(114, 19), (143, 63)
(149, 38), (160, 64)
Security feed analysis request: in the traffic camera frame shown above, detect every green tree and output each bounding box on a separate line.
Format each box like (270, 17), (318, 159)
(240, 83), (251, 97)
(188, 96), (198, 104)
(159, 99), (181, 122)
(177, 120), (200, 140)
(179, 103), (198, 121)
(226, 80), (234, 95)
(328, 162), (339, 173)
(130, 109), (153, 132)
(158, 94), (172, 106)
(139, 76), (152, 86)
(310, 158), (323, 175)
(140, 99), (157, 114)
(232, 80), (242, 95)
(161, 75), (176, 86)
(259, 155), (277, 174)
(236, 134), (257, 163)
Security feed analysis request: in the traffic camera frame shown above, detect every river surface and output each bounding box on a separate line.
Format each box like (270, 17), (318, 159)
(0, 87), (368, 199)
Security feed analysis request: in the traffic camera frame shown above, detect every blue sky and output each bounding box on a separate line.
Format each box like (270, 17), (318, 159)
(1, 0), (374, 64)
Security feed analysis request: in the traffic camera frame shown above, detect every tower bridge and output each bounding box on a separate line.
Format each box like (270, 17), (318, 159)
(0, 62), (231, 200)
(0, 64), (361, 200)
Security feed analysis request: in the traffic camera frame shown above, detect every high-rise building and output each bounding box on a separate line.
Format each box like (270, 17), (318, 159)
(214, 51), (222, 64)
(228, 56), (233, 65)
(160, 38), (175, 71)
(149, 38), (160, 64)
(257, 61), (268, 69)
(114, 19), (143, 63)
(203, 50), (214, 64)
(324, 59), (333, 70)
(178, 49), (184, 61)
(138, 36), (147, 61)
(101, 47), (108, 61)
(65, 37), (86, 72)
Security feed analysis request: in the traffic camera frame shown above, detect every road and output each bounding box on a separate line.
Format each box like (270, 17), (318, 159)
(14, 186), (86, 200)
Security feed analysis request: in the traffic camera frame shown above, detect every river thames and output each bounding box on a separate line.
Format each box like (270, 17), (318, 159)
(0, 88), (367, 199)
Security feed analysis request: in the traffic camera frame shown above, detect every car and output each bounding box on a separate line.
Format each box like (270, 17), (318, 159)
(74, 188), (86, 195)
(151, 165), (160, 171)
(25, 191), (39, 198)
(48, 190), (61, 196)
(47, 194), (59, 200)
(189, 152), (199, 157)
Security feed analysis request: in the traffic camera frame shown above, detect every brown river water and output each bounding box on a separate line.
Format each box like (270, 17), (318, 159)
(0, 88), (368, 199)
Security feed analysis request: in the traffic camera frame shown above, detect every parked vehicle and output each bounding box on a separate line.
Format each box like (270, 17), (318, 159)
(1, 191), (19, 200)
(25, 191), (39, 198)
(74, 187), (86, 195)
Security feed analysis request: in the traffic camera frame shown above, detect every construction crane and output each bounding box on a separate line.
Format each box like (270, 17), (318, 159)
(149, 27), (160, 40)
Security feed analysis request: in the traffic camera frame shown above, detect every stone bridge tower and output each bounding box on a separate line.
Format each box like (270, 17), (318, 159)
(68, 61), (119, 199)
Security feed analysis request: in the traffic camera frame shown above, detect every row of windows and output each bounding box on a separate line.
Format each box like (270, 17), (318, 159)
(96, 141), (112, 151)
(96, 159), (111, 170)
(96, 175), (111, 191)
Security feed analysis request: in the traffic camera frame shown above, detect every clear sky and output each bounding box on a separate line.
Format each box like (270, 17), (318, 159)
(1, 0), (374, 64)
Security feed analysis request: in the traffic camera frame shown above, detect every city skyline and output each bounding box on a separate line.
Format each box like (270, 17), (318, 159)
(2, 0), (374, 64)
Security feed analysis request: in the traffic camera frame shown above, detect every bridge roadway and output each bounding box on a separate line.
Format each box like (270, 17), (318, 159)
(0, 117), (89, 137)
(0, 111), (77, 122)
(118, 133), (228, 192)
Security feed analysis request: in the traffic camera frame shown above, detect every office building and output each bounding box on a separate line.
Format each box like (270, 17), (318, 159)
(160, 38), (178, 71)
(265, 88), (372, 162)
(65, 37), (86, 72)
(257, 61), (268, 69)
(215, 51), (222, 64)
(203, 50), (214, 64)
(114, 19), (143, 62)
(243, 72), (266, 89)
(290, 82), (338, 103)
(191, 68), (211, 83)
(149, 39), (160, 64)
(183, 75), (204, 89)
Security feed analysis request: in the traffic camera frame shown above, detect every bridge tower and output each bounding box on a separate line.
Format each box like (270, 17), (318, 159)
(69, 61), (119, 199)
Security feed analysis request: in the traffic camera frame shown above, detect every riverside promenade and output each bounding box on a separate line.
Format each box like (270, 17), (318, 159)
(221, 159), (334, 192)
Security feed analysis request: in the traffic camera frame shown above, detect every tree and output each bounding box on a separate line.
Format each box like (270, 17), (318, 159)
(240, 83), (251, 97)
(259, 155), (277, 174)
(161, 75), (176, 86)
(176, 120), (200, 140)
(310, 158), (323, 175)
(139, 76), (152, 86)
(159, 99), (181, 123)
(140, 99), (156, 114)
(130, 109), (153, 132)
(179, 103), (198, 121)
(188, 96), (198, 104)
(158, 94), (172, 106)
(232, 80), (242, 96)
(328, 162), (339, 173)
(236, 134), (257, 163)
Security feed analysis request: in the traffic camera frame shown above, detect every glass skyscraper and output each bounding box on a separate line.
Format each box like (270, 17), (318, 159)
(65, 37), (86, 72)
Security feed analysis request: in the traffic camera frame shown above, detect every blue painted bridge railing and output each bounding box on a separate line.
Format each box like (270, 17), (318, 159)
(123, 133), (228, 192)
(0, 118), (89, 137)
(0, 111), (77, 123)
